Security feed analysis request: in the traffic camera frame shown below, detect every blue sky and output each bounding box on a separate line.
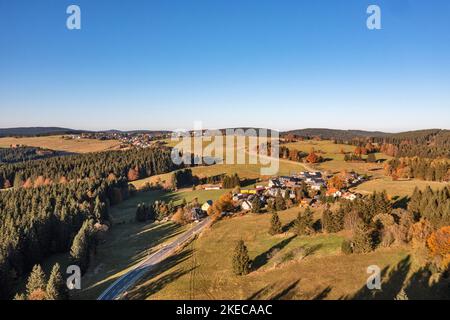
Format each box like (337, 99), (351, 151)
(0, 0), (449, 132)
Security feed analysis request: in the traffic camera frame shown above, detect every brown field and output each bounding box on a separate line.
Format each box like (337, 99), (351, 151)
(0, 135), (121, 153)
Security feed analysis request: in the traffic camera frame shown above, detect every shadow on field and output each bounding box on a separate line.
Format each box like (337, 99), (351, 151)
(125, 248), (195, 300)
(252, 235), (297, 271)
(342, 255), (450, 300)
(247, 279), (300, 300)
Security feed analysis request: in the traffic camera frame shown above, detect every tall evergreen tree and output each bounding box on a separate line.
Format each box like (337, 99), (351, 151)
(46, 263), (68, 300)
(26, 264), (46, 298)
(269, 212), (282, 235)
(232, 240), (251, 275)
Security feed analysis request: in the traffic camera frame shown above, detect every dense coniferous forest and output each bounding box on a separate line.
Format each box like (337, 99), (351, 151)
(0, 178), (129, 299)
(0, 147), (177, 189)
(0, 147), (71, 164)
(334, 129), (450, 159)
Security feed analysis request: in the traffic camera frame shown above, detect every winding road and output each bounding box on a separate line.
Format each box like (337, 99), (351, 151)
(98, 217), (212, 300)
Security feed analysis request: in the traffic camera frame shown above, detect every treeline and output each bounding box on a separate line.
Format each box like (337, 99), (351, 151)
(0, 146), (176, 189)
(321, 187), (450, 275)
(0, 147), (71, 164)
(335, 129), (450, 159)
(0, 177), (129, 299)
(384, 157), (449, 182)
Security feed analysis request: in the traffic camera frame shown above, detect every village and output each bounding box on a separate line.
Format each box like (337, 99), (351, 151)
(188, 170), (367, 221)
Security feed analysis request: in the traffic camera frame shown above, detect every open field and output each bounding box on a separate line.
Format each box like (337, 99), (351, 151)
(353, 177), (449, 197)
(126, 206), (415, 300)
(67, 188), (228, 299)
(0, 135), (121, 153)
(131, 160), (307, 190)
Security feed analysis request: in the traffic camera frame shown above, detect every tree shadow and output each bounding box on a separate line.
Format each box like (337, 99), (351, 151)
(392, 196), (409, 209)
(252, 235), (297, 271)
(404, 266), (450, 300)
(247, 279), (300, 300)
(312, 286), (333, 300)
(125, 248), (195, 299)
(282, 219), (296, 233)
(342, 255), (411, 300)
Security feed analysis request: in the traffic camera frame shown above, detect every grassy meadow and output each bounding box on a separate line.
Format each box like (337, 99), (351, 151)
(0, 135), (121, 153)
(126, 207), (414, 300)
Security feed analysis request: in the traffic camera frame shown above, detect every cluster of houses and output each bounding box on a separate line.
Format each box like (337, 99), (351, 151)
(64, 132), (170, 149)
(188, 170), (365, 221)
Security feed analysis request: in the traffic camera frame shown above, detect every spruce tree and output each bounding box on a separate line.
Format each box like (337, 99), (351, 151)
(251, 196), (261, 213)
(269, 212), (282, 235)
(352, 222), (373, 253)
(232, 240), (251, 275)
(275, 191), (286, 211)
(294, 207), (313, 235)
(26, 264), (46, 298)
(46, 263), (68, 300)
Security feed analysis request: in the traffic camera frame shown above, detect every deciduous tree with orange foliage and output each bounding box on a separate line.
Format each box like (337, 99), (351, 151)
(208, 192), (235, 216)
(427, 226), (450, 270)
(306, 152), (322, 164)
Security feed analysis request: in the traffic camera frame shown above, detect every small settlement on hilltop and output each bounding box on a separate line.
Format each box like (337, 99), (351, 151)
(196, 171), (366, 217)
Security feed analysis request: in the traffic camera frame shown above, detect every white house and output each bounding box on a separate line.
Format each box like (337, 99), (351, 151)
(241, 200), (253, 211)
(201, 200), (213, 212)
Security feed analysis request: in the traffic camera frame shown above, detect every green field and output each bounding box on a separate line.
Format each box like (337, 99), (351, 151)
(126, 206), (413, 300)
(40, 188), (228, 300)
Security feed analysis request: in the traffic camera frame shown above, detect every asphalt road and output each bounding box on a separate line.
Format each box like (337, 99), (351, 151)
(97, 216), (212, 300)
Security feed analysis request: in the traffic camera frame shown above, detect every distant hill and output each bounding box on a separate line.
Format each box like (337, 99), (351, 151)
(0, 127), (82, 137)
(282, 128), (390, 140)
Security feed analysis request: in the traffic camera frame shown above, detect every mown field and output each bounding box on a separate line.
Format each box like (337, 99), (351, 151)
(0, 135), (121, 153)
(126, 207), (414, 300)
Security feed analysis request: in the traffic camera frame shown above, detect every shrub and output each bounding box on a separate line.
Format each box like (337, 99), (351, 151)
(341, 240), (353, 255)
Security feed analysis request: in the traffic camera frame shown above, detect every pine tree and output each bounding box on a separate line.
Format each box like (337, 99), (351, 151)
(352, 222), (373, 253)
(269, 212), (282, 235)
(26, 264), (46, 298)
(275, 191), (286, 211)
(294, 208), (313, 235)
(251, 196), (261, 213)
(232, 240), (251, 275)
(46, 263), (68, 300)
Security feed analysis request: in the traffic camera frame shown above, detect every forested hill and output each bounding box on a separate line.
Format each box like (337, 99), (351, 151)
(282, 128), (390, 140)
(0, 127), (81, 137)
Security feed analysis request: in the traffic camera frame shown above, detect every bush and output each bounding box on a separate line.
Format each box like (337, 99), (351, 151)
(341, 240), (353, 255)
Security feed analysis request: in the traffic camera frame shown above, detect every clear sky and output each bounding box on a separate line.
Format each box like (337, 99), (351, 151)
(0, 0), (449, 132)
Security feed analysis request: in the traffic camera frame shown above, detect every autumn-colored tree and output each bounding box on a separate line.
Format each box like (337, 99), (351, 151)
(209, 192), (234, 216)
(127, 167), (140, 181)
(306, 152), (320, 164)
(171, 207), (187, 224)
(427, 226), (450, 270)
(410, 219), (434, 249)
(3, 179), (11, 189)
(23, 178), (33, 189)
(59, 176), (68, 184)
(328, 175), (345, 190)
(33, 176), (45, 188)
